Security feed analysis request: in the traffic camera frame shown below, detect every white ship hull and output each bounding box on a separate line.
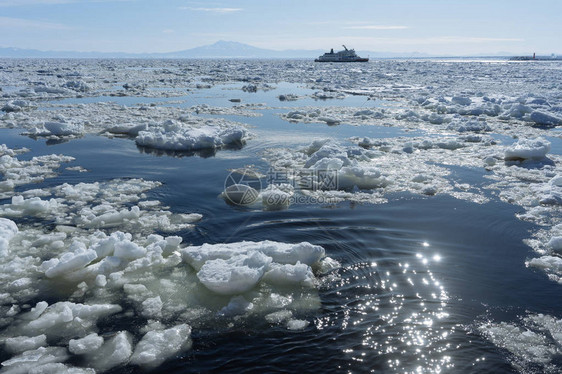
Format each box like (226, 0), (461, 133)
(315, 45), (369, 62)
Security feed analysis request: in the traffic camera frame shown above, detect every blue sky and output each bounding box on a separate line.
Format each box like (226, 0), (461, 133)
(0, 0), (560, 55)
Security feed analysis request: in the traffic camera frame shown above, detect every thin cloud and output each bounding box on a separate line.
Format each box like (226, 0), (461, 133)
(431, 36), (524, 43)
(298, 36), (524, 46)
(0, 16), (69, 29)
(344, 25), (409, 30)
(0, 0), (134, 5)
(0, 0), (72, 5)
(248, 35), (525, 51)
(180, 7), (242, 13)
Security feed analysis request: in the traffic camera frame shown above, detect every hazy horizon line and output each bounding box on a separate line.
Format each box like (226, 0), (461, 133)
(0, 40), (559, 58)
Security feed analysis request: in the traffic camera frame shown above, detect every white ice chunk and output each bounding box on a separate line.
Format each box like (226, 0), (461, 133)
(1, 347), (69, 374)
(2, 100), (30, 113)
(0, 218), (18, 256)
(22, 302), (122, 338)
(27, 363), (95, 373)
(113, 240), (147, 260)
(479, 321), (557, 364)
(130, 324), (191, 368)
(263, 262), (315, 287)
(141, 296), (163, 318)
(218, 295), (254, 316)
(87, 331), (132, 372)
(135, 120), (247, 151)
(94, 274), (107, 287)
(196, 251), (272, 295)
(43, 121), (84, 136)
(259, 241), (325, 266)
(338, 166), (385, 190)
(2, 196), (59, 217)
(548, 237), (562, 254)
(4, 335), (47, 354)
(505, 138), (550, 161)
(27, 362), (96, 374)
(528, 111), (562, 127)
(68, 333), (104, 355)
(182, 240), (325, 270)
(63, 80), (90, 92)
(447, 120), (490, 133)
(451, 96), (472, 106)
(265, 310), (293, 324)
(528, 256), (562, 274)
(107, 123), (148, 136)
(287, 319), (310, 330)
(304, 143), (350, 169)
(41, 243), (98, 278)
(525, 314), (562, 346)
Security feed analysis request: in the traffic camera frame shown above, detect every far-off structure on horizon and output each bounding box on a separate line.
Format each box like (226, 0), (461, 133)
(511, 52), (562, 60)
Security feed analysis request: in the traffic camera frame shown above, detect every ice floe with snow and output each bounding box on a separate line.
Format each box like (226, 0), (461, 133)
(135, 119), (248, 152)
(0, 178), (201, 233)
(1, 144), (74, 199)
(191, 103), (265, 117)
(262, 136), (494, 205)
(0, 221), (335, 370)
(478, 313), (562, 371)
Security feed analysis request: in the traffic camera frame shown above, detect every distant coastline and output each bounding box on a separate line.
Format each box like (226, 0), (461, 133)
(510, 55), (562, 61)
(1, 41), (560, 60)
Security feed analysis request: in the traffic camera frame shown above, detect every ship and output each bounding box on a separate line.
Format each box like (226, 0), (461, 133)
(315, 45), (369, 62)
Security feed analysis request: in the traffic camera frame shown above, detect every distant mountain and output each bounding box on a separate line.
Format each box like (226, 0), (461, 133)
(159, 40), (319, 58)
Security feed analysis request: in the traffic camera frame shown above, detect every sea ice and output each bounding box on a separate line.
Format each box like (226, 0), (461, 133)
(68, 333), (104, 355)
(19, 302), (122, 338)
(286, 319), (310, 330)
(41, 243), (98, 278)
(265, 310), (293, 324)
(42, 121), (84, 136)
(504, 138), (551, 161)
(196, 251), (272, 295)
(263, 262), (315, 287)
(528, 111), (562, 127)
(135, 119), (248, 151)
(0, 145), (74, 199)
(107, 123), (148, 136)
(1, 347), (70, 374)
(4, 335), (47, 354)
(130, 324), (191, 368)
(0, 218), (18, 256)
(479, 313), (562, 370)
(85, 331), (132, 372)
(218, 296), (254, 316)
(1, 100), (30, 113)
(479, 322), (557, 365)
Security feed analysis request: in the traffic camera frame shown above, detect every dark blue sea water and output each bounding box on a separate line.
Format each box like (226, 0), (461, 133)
(1, 82), (561, 373)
